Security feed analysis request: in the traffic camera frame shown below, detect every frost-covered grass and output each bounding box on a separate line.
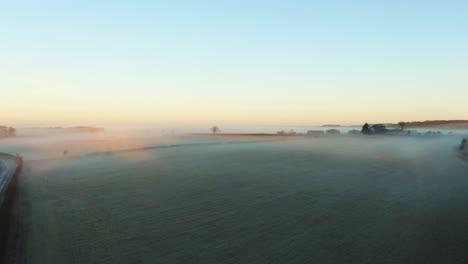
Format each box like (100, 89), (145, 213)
(20, 136), (468, 263)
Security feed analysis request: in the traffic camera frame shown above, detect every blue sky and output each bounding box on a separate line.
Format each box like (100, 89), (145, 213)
(1, 1), (467, 125)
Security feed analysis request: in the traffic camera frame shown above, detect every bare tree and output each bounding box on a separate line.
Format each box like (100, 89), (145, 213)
(397, 122), (406, 131)
(211, 126), (220, 134)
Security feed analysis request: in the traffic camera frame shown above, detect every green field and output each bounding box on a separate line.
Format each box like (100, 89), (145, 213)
(12, 137), (468, 263)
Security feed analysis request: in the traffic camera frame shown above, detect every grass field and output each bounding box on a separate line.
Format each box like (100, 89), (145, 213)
(9, 136), (468, 263)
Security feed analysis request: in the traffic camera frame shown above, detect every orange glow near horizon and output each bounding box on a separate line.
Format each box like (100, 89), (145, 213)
(3, 99), (467, 128)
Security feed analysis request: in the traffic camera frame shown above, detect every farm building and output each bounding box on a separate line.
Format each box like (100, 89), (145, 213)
(325, 129), (341, 135)
(306, 130), (324, 136)
(0, 126), (16, 137)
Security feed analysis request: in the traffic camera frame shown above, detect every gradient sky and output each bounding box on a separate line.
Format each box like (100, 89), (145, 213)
(1, 1), (467, 126)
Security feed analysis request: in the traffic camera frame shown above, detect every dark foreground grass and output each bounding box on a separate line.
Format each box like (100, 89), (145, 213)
(16, 137), (468, 263)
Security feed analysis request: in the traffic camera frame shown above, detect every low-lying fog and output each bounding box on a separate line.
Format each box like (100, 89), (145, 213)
(2, 128), (468, 264)
(2, 126), (467, 161)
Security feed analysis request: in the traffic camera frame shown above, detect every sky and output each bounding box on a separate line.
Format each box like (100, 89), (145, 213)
(1, 0), (467, 127)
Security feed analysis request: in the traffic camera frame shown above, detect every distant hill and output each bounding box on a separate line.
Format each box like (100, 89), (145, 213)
(26, 126), (105, 133)
(404, 120), (468, 129)
(68, 126), (105, 133)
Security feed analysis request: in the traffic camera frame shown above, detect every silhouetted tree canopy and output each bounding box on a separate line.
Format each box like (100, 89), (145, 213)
(397, 122), (406, 131)
(361, 123), (371, 135)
